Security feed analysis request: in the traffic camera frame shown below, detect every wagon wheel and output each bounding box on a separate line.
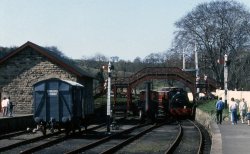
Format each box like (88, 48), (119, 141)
(64, 123), (71, 135)
(72, 128), (75, 134)
(77, 123), (82, 134)
(139, 109), (145, 122)
(72, 123), (81, 134)
(84, 120), (88, 131)
(139, 109), (143, 120)
(65, 127), (70, 136)
(70, 122), (76, 134)
(49, 124), (55, 134)
(153, 113), (158, 122)
(76, 128), (80, 134)
(81, 118), (88, 131)
(58, 126), (62, 133)
(40, 125), (46, 136)
(50, 128), (55, 134)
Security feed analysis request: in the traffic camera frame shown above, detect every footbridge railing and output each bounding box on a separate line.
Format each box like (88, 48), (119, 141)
(113, 67), (218, 91)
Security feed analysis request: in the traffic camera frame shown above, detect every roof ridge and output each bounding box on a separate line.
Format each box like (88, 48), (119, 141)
(0, 41), (95, 79)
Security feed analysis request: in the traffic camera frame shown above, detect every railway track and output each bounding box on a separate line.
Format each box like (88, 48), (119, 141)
(73, 123), (157, 154)
(20, 120), (177, 153)
(0, 123), (105, 154)
(107, 121), (179, 154)
(0, 130), (27, 140)
(18, 120), (150, 154)
(64, 120), (185, 154)
(0, 118), (211, 154)
(0, 129), (52, 153)
(16, 117), (136, 153)
(166, 119), (208, 154)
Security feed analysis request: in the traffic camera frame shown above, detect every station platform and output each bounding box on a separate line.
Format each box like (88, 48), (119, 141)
(0, 112), (35, 134)
(211, 120), (250, 154)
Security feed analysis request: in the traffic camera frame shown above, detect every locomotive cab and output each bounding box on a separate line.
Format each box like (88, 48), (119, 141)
(168, 89), (193, 119)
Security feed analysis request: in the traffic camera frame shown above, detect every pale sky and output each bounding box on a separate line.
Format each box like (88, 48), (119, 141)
(1, 0), (250, 60)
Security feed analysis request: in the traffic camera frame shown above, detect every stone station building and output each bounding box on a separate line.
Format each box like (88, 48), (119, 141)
(0, 41), (95, 114)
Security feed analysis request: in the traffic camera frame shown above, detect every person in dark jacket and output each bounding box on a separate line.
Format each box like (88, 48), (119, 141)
(8, 97), (14, 117)
(246, 107), (250, 126)
(216, 97), (224, 124)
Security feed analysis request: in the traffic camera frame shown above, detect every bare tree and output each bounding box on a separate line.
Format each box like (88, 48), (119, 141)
(165, 49), (183, 68)
(0, 46), (17, 58)
(174, 0), (250, 89)
(143, 52), (166, 66)
(91, 53), (109, 62)
(133, 56), (142, 64)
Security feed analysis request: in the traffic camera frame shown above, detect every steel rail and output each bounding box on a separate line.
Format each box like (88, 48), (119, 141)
(0, 129), (62, 152)
(165, 120), (203, 154)
(188, 119), (204, 154)
(65, 123), (151, 154)
(165, 122), (183, 154)
(101, 122), (167, 154)
(0, 130), (27, 140)
(19, 123), (105, 154)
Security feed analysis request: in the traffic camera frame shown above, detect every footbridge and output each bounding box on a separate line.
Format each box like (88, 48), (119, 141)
(112, 67), (218, 108)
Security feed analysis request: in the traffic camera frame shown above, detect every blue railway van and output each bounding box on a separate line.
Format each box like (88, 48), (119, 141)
(33, 78), (87, 135)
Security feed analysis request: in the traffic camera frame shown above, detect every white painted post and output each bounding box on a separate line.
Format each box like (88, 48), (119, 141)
(183, 48), (186, 70)
(224, 54), (228, 108)
(107, 61), (111, 133)
(195, 43), (200, 96)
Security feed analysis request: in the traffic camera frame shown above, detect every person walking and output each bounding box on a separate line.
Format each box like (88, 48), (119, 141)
(230, 97), (238, 125)
(246, 108), (250, 126)
(7, 97), (14, 117)
(239, 98), (247, 123)
(216, 97), (224, 124)
(1, 97), (7, 117)
(6, 97), (10, 116)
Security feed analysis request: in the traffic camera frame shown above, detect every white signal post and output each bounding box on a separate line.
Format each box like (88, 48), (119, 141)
(182, 43), (200, 101)
(107, 61), (111, 133)
(183, 48), (186, 70)
(224, 54), (228, 108)
(195, 43), (200, 97)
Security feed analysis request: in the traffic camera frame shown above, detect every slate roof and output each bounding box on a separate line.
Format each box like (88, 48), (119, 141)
(0, 41), (95, 79)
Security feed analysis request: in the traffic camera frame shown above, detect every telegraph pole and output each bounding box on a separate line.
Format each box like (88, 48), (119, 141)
(224, 54), (228, 108)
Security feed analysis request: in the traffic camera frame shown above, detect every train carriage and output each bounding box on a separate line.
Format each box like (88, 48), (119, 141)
(33, 78), (93, 135)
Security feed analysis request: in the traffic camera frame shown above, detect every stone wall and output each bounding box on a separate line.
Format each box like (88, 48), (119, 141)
(195, 108), (222, 154)
(0, 47), (77, 114)
(0, 115), (35, 134)
(195, 108), (215, 133)
(215, 89), (250, 106)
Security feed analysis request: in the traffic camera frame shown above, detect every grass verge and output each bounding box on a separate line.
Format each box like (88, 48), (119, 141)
(196, 99), (230, 121)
